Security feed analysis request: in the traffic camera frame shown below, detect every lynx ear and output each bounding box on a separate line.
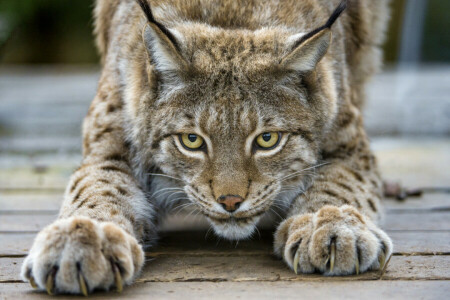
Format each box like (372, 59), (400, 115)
(137, 0), (187, 73)
(280, 0), (347, 73)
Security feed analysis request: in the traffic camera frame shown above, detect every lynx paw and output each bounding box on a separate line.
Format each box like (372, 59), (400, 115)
(274, 205), (392, 275)
(21, 217), (144, 295)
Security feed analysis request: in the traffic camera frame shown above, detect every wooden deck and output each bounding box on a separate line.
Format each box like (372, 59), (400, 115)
(0, 68), (449, 298)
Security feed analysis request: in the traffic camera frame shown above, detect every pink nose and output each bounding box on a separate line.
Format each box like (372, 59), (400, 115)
(217, 195), (244, 212)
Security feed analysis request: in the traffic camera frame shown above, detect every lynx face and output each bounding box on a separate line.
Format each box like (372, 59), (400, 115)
(130, 4), (339, 240)
(152, 86), (321, 239)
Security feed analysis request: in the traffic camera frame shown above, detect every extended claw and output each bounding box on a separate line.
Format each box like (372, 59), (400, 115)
(46, 267), (57, 295)
(355, 257), (360, 275)
(379, 252), (386, 270)
(112, 262), (123, 293)
(330, 241), (336, 273)
(78, 271), (88, 297)
(29, 275), (38, 289)
(293, 251), (300, 275)
(380, 254), (392, 277)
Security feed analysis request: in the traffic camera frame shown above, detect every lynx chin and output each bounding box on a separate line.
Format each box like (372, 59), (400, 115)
(22, 0), (393, 295)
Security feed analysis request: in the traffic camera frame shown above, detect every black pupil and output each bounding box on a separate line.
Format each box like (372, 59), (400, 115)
(188, 134), (197, 143)
(262, 133), (272, 142)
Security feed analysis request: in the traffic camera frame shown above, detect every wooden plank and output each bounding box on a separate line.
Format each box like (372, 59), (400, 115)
(1, 211), (449, 233)
(383, 194), (450, 211)
(1, 255), (449, 283)
(0, 215), (56, 232)
(0, 193), (62, 211)
(0, 281), (449, 300)
(1, 230), (449, 257)
(382, 212), (450, 231)
(374, 138), (450, 187)
(0, 166), (72, 191)
(0, 234), (35, 256)
(139, 255), (450, 282)
(0, 257), (22, 282)
(389, 231), (450, 254)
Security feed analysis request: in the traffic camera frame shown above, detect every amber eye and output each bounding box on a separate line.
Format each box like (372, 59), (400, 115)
(255, 132), (280, 149)
(180, 133), (205, 150)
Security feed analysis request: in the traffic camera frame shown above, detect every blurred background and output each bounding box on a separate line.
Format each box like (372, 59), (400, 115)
(1, 0), (449, 64)
(0, 0), (448, 190)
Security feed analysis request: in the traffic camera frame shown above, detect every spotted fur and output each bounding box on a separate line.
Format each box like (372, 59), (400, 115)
(22, 0), (392, 294)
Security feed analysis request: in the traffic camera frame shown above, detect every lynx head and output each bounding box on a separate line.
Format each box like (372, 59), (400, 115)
(131, 0), (347, 240)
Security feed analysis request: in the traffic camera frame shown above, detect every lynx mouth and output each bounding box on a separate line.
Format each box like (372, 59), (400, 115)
(206, 214), (263, 240)
(204, 210), (266, 224)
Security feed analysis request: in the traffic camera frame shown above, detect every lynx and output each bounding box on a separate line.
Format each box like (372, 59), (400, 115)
(22, 0), (392, 295)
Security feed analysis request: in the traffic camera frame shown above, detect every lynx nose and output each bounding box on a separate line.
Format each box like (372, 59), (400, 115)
(217, 195), (244, 213)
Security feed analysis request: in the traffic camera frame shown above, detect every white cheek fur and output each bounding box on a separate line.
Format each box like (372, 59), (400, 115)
(209, 217), (260, 240)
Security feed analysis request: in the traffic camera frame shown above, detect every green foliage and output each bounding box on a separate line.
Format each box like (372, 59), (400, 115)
(0, 0), (98, 64)
(422, 0), (450, 62)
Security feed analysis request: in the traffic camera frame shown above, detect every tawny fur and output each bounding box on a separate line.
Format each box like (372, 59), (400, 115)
(22, 0), (392, 294)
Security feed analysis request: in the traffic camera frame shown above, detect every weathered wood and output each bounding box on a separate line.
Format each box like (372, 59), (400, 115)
(1, 255), (449, 283)
(382, 212), (450, 231)
(0, 234), (35, 256)
(0, 215), (56, 232)
(138, 255), (450, 282)
(0, 167), (72, 191)
(389, 231), (450, 254)
(0, 193), (62, 211)
(1, 281), (448, 300)
(0, 257), (22, 282)
(383, 194), (450, 211)
(375, 138), (450, 187)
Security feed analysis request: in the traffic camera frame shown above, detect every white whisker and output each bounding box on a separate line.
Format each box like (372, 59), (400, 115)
(279, 162), (330, 182)
(269, 207), (283, 220)
(254, 226), (261, 239)
(205, 226), (214, 240)
(164, 192), (188, 202)
(150, 187), (184, 198)
(146, 173), (184, 182)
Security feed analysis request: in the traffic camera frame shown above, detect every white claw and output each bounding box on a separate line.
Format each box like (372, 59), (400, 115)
(113, 263), (123, 293)
(380, 254), (392, 277)
(46, 272), (54, 295)
(29, 276), (38, 289)
(379, 252), (386, 271)
(330, 242), (336, 273)
(293, 251), (300, 275)
(78, 271), (88, 297)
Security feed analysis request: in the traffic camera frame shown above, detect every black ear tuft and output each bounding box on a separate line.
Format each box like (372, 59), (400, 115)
(291, 0), (347, 50)
(325, 0), (348, 29)
(136, 0), (180, 50)
(136, 0), (153, 23)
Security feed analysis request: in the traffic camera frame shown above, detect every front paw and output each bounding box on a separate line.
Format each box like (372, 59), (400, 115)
(21, 217), (144, 295)
(274, 205), (393, 275)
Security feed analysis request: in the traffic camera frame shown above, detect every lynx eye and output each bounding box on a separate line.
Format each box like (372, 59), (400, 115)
(179, 133), (205, 150)
(255, 132), (281, 149)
